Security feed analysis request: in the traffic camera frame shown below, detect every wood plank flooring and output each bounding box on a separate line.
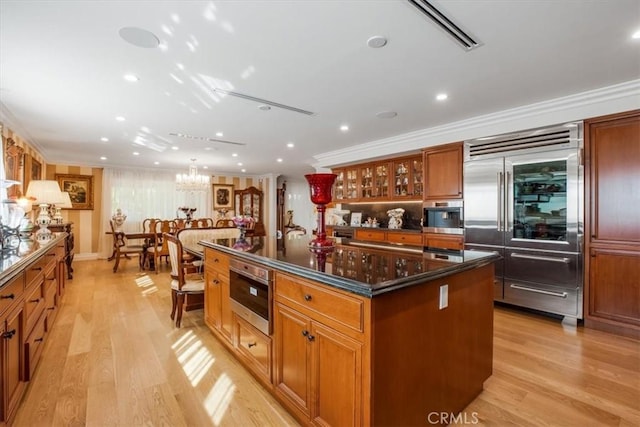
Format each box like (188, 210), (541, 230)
(12, 258), (640, 426)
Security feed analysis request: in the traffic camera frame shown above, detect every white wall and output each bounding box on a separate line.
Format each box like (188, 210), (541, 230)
(281, 177), (316, 233)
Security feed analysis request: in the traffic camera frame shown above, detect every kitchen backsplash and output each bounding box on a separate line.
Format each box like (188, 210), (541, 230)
(336, 202), (422, 230)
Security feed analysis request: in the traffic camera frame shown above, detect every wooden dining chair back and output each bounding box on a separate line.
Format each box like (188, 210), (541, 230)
(215, 218), (235, 228)
(146, 219), (177, 273)
(109, 219), (145, 273)
(165, 233), (205, 327)
(142, 217), (160, 233)
(190, 218), (214, 228)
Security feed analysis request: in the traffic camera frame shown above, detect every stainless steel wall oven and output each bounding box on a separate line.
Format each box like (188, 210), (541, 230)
(229, 258), (273, 335)
(423, 200), (464, 234)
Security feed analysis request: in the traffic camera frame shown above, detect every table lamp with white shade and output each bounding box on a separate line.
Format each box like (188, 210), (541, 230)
(25, 180), (64, 242)
(52, 191), (72, 224)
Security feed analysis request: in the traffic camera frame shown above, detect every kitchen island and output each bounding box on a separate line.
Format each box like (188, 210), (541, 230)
(195, 235), (499, 427)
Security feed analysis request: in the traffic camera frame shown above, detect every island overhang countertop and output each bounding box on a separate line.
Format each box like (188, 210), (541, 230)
(195, 235), (500, 297)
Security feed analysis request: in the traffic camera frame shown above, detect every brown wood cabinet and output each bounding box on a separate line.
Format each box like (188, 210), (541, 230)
(584, 110), (640, 338)
(48, 222), (74, 280)
(423, 233), (464, 251)
(234, 186), (265, 236)
(392, 155), (423, 199)
(1, 238), (65, 425)
(423, 142), (463, 200)
(333, 165), (360, 202)
(204, 248), (233, 343)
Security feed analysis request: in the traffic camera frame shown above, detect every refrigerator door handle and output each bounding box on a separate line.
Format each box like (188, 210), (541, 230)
(497, 172), (504, 232)
(505, 171), (512, 231)
(511, 252), (571, 264)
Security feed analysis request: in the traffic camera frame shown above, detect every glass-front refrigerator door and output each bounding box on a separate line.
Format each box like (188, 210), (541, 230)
(506, 148), (581, 252)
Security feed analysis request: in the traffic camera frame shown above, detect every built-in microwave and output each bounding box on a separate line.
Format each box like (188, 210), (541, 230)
(423, 201), (464, 235)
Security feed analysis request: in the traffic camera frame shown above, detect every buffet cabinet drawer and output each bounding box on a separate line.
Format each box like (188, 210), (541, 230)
(387, 232), (423, 246)
(355, 229), (386, 242)
(504, 280), (580, 318)
(234, 315), (272, 384)
(423, 233), (464, 251)
(24, 311), (47, 380)
(44, 277), (58, 330)
(205, 247), (230, 274)
(275, 273), (364, 335)
(0, 274), (24, 317)
(24, 282), (46, 333)
(25, 258), (47, 290)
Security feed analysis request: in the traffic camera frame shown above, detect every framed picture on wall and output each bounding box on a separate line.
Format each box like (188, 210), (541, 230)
(23, 155), (42, 194)
(56, 173), (94, 210)
(213, 184), (234, 210)
(3, 137), (24, 198)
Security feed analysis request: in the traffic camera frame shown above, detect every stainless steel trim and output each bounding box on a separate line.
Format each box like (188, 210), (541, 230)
(497, 172), (503, 232)
(509, 284), (568, 298)
(230, 299), (270, 335)
(423, 200), (463, 208)
(229, 258), (272, 285)
(505, 171), (512, 231)
(423, 226), (464, 235)
(510, 253), (571, 264)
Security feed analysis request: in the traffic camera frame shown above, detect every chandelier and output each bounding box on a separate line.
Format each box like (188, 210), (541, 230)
(176, 159), (210, 192)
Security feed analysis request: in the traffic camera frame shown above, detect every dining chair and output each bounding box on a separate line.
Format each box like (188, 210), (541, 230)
(109, 220), (145, 273)
(215, 218), (235, 228)
(146, 219), (177, 273)
(165, 233), (205, 327)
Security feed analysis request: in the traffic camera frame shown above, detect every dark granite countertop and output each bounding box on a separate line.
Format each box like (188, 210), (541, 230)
(0, 233), (66, 288)
(195, 235), (499, 298)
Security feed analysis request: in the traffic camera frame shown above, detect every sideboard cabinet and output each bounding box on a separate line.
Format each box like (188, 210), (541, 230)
(234, 186), (265, 236)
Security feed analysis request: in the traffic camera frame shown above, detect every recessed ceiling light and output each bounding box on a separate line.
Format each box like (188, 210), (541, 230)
(340, 124), (350, 132)
(100, 137), (109, 142)
(119, 27), (160, 49)
(133, 152), (140, 156)
(115, 116), (126, 121)
(241, 169), (246, 173)
(100, 156), (107, 160)
(633, 30), (640, 39)
(436, 93), (448, 101)
(216, 132), (223, 137)
(258, 104), (271, 111)
(287, 142), (295, 148)
(123, 74), (139, 82)
(154, 161), (159, 165)
(232, 153), (238, 157)
(376, 111), (397, 119)
(172, 146), (179, 150)
(367, 35), (388, 48)
(277, 158), (283, 163)
(237, 162), (243, 166)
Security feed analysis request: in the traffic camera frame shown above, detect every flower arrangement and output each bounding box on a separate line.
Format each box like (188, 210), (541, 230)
(232, 215), (255, 228)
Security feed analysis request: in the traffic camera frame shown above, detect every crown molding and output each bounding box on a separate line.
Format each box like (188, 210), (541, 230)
(313, 79), (640, 169)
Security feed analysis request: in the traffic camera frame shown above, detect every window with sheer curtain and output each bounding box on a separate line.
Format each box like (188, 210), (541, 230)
(98, 168), (212, 258)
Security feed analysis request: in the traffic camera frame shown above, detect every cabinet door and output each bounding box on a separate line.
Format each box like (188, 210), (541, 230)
(1, 304), (25, 424)
(588, 114), (640, 243)
(274, 303), (312, 417)
(311, 322), (363, 427)
(424, 143), (463, 200)
(392, 156), (422, 199)
(373, 162), (390, 199)
(334, 169), (345, 201)
(204, 267), (222, 330)
(589, 248), (640, 326)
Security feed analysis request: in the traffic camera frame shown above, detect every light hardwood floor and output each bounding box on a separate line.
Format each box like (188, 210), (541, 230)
(13, 258), (640, 426)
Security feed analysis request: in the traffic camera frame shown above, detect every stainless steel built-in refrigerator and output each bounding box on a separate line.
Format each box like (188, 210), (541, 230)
(464, 123), (583, 323)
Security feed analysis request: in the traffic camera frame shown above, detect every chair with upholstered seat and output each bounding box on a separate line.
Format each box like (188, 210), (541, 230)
(109, 220), (145, 273)
(165, 233), (205, 327)
(146, 219), (177, 273)
(215, 218), (235, 228)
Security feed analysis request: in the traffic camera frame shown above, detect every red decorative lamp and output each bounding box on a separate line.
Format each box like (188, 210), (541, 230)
(305, 173), (337, 248)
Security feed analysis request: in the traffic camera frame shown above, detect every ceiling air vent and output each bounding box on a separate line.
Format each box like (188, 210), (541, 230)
(407, 0), (481, 51)
(466, 123), (582, 159)
(213, 88), (315, 116)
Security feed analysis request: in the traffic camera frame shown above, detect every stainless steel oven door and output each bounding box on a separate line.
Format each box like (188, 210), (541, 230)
(229, 260), (272, 335)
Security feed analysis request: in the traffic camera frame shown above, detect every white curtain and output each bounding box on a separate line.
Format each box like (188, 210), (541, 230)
(97, 167), (212, 258)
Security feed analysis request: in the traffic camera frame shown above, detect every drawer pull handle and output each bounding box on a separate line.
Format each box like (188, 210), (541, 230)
(214, 259), (219, 263)
(32, 267), (43, 271)
(307, 334), (315, 342)
(304, 294), (312, 301)
(2, 329), (16, 339)
(247, 342), (257, 348)
(302, 330), (309, 337)
(29, 298), (40, 303)
(0, 293), (15, 300)
(34, 337), (44, 342)
(510, 284), (568, 298)
(212, 279), (220, 285)
(48, 307), (55, 311)
(510, 253), (570, 264)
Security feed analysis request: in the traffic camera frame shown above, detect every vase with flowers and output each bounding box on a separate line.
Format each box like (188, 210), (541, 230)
(232, 215), (255, 242)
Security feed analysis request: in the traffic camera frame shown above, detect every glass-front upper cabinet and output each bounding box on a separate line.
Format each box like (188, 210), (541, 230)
(333, 166), (359, 202)
(512, 159), (568, 241)
(392, 155), (423, 199)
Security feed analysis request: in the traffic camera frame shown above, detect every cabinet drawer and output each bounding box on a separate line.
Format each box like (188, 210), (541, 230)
(0, 273), (24, 317)
(44, 278), (58, 330)
(276, 273), (364, 334)
(504, 280), (580, 318)
(24, 311), (47, 380)
(24, 282), (46, 333)
(205, 248), (230, 273)
(387, 232), (423, 246)
(234, 315), (272, 384)
(355, 229), (386, 242)
(25, 258), (47, 289)
(423, 233), (464, 250)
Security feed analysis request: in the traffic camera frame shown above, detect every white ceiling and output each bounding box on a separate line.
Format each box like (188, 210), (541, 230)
(1, 0), (639, 179)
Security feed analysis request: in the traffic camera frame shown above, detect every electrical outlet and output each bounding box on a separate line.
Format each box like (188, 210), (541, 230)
(439, 284), (448, 309)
